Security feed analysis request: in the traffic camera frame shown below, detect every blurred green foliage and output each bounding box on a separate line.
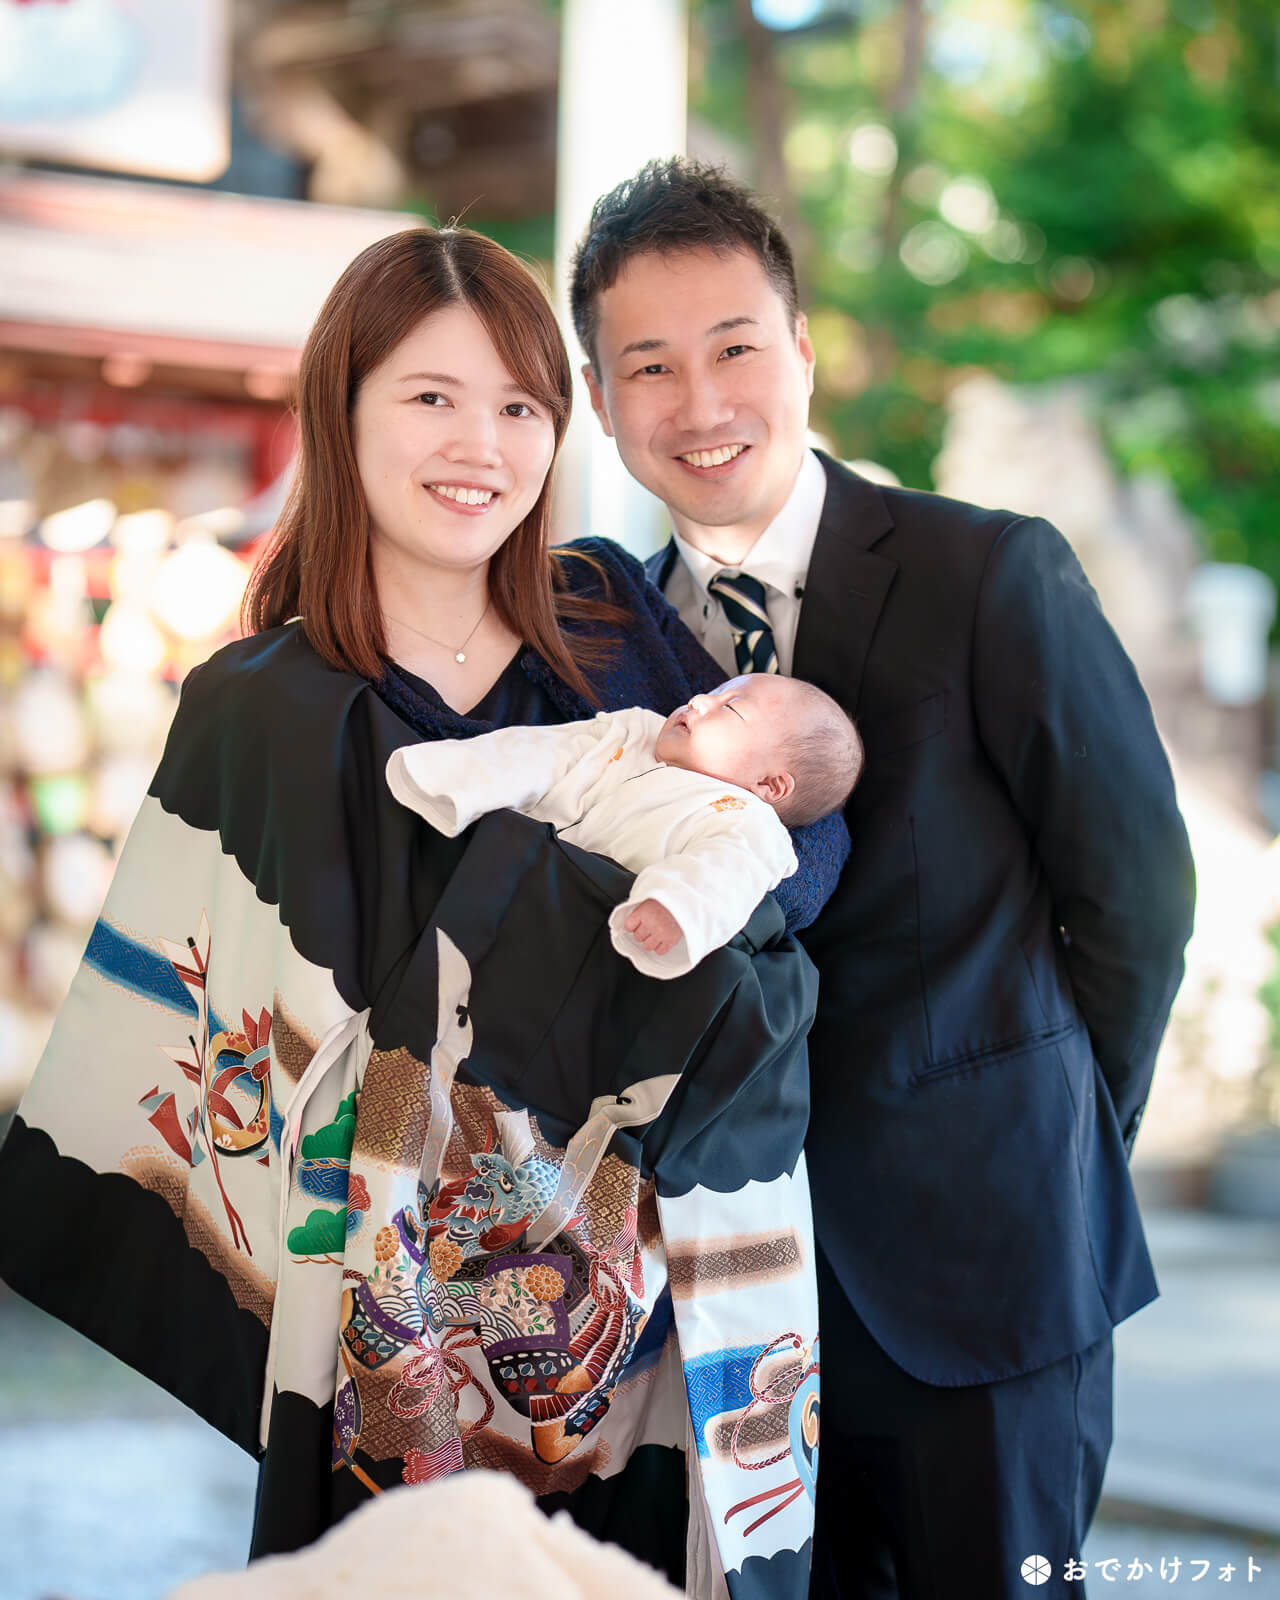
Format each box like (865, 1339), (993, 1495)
(1256, 918), (1280, 1125)
(691, 0), (1280, 585)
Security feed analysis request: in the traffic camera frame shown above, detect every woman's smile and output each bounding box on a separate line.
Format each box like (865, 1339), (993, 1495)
(423, 481), (502, 515)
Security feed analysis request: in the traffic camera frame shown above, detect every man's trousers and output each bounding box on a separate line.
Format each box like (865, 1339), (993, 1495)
(810, 1242), (1114, 1600)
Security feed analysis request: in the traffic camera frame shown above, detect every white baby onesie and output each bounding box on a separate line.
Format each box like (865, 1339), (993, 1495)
(386, 707), (798, 979)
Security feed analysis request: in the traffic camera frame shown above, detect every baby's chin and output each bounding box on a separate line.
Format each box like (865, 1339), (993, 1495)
(654, 729), (689, 768)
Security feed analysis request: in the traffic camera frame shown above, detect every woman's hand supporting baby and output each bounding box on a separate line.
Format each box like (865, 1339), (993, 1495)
(624, 898), (684, 955)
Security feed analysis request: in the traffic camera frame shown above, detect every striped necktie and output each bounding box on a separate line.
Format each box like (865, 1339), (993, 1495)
(708, 570), (778, 675)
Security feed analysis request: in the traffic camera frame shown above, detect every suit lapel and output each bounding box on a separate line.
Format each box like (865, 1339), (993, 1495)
(791, 454), (897, 718)
(644, 538), (678, 589)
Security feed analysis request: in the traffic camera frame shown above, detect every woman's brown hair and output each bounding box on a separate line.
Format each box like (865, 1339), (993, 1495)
(242, 226), (623, 699)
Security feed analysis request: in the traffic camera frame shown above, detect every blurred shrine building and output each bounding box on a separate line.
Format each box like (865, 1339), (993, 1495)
(0, 0), (563, 1097)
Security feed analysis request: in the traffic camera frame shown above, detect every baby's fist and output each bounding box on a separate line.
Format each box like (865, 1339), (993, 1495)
(624, 898), (683, 955)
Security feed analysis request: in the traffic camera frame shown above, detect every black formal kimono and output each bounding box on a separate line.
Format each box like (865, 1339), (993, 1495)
(0, 619), (825, 1600)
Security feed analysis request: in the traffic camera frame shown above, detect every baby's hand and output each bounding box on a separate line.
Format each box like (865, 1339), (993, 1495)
(624, 898), (683, 956)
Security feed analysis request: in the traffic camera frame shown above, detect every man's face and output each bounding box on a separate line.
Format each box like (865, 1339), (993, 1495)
(584, 248), (815, 559)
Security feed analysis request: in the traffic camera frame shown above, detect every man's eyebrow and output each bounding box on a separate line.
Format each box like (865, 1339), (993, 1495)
(617, 338), (668, 360)
(616, 316), (760, 362)
(706, 316), (759, 338)
(396, 370), (531, 395)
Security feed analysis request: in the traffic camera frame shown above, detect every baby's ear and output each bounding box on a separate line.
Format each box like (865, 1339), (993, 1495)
(756, 770), (796, 806)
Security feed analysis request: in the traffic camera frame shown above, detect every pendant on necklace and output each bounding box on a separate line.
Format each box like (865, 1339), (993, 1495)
(455, 651), (466, 663)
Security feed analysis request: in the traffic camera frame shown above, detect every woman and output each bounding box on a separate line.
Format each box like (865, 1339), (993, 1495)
(0, 229), (842, 1598)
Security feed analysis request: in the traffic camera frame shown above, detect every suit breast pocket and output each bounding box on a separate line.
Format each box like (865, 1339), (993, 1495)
(859, 691), (949, 763)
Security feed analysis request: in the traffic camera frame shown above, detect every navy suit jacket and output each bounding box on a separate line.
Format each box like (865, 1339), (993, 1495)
(647, 452), (1195, 1386)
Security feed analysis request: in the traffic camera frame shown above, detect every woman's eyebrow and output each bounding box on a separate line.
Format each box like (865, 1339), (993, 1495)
(398, 370), (461, 385)
(397, 370), (532, 395)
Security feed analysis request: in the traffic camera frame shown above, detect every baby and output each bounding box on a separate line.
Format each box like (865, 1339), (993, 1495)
(387, 674), (862, 978)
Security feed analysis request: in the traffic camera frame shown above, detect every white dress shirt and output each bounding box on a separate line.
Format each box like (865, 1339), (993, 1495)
(663, 447), (827, 678)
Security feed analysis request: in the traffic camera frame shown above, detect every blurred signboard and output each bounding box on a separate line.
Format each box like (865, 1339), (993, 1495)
(0, 170), (418, 361)
(0, 0), (230, 182)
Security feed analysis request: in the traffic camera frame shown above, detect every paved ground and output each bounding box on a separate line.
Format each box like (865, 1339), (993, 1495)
(1104, 1210), (1280, 1542)
(0, 1207), (1276, 1599)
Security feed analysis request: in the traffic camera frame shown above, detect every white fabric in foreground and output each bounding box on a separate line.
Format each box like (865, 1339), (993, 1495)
(169, 1470), (681, 1600)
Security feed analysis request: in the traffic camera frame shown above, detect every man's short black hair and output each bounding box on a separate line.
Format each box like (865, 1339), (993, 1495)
(569, 157), (799, 371)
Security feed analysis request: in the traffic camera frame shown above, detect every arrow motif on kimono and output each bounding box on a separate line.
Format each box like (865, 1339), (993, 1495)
(147, 912), (275, 1254)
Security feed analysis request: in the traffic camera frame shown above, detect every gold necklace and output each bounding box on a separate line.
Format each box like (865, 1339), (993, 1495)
(384, 599), (492, 664)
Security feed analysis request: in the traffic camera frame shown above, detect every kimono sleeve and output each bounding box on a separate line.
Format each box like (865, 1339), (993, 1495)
(0, 771), (352, 1455)
(0, 638), (410, 1458)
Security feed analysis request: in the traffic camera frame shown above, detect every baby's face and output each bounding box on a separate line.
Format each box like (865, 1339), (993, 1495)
(655, 675), (794, 804)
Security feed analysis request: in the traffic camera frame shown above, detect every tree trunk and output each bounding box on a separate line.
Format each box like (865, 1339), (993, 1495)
(732, 0), (813, 300)
(878, 0), (927, 270)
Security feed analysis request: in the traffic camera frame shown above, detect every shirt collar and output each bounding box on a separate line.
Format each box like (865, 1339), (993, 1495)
(671, 447), (827, 600)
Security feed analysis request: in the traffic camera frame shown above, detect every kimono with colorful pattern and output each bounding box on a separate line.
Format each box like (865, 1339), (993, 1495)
(0, 625), (821, 1600)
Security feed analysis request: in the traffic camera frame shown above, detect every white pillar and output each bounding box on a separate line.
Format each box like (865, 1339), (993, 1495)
(553, 0), (688, 555)
(1187, 563), (1277, 706)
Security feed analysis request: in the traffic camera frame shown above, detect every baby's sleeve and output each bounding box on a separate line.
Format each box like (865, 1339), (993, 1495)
(609, 796), (798, 978)
(387, 716), (615, 835)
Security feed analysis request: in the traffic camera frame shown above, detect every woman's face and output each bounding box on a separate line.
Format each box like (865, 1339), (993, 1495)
(352, 303), (557, 586)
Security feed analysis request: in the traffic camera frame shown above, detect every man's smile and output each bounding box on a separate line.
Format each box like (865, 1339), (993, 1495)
(674, 443), (752, 477)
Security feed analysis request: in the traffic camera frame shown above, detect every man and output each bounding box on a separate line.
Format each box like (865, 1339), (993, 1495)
(569, 159), (1195, 1599)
